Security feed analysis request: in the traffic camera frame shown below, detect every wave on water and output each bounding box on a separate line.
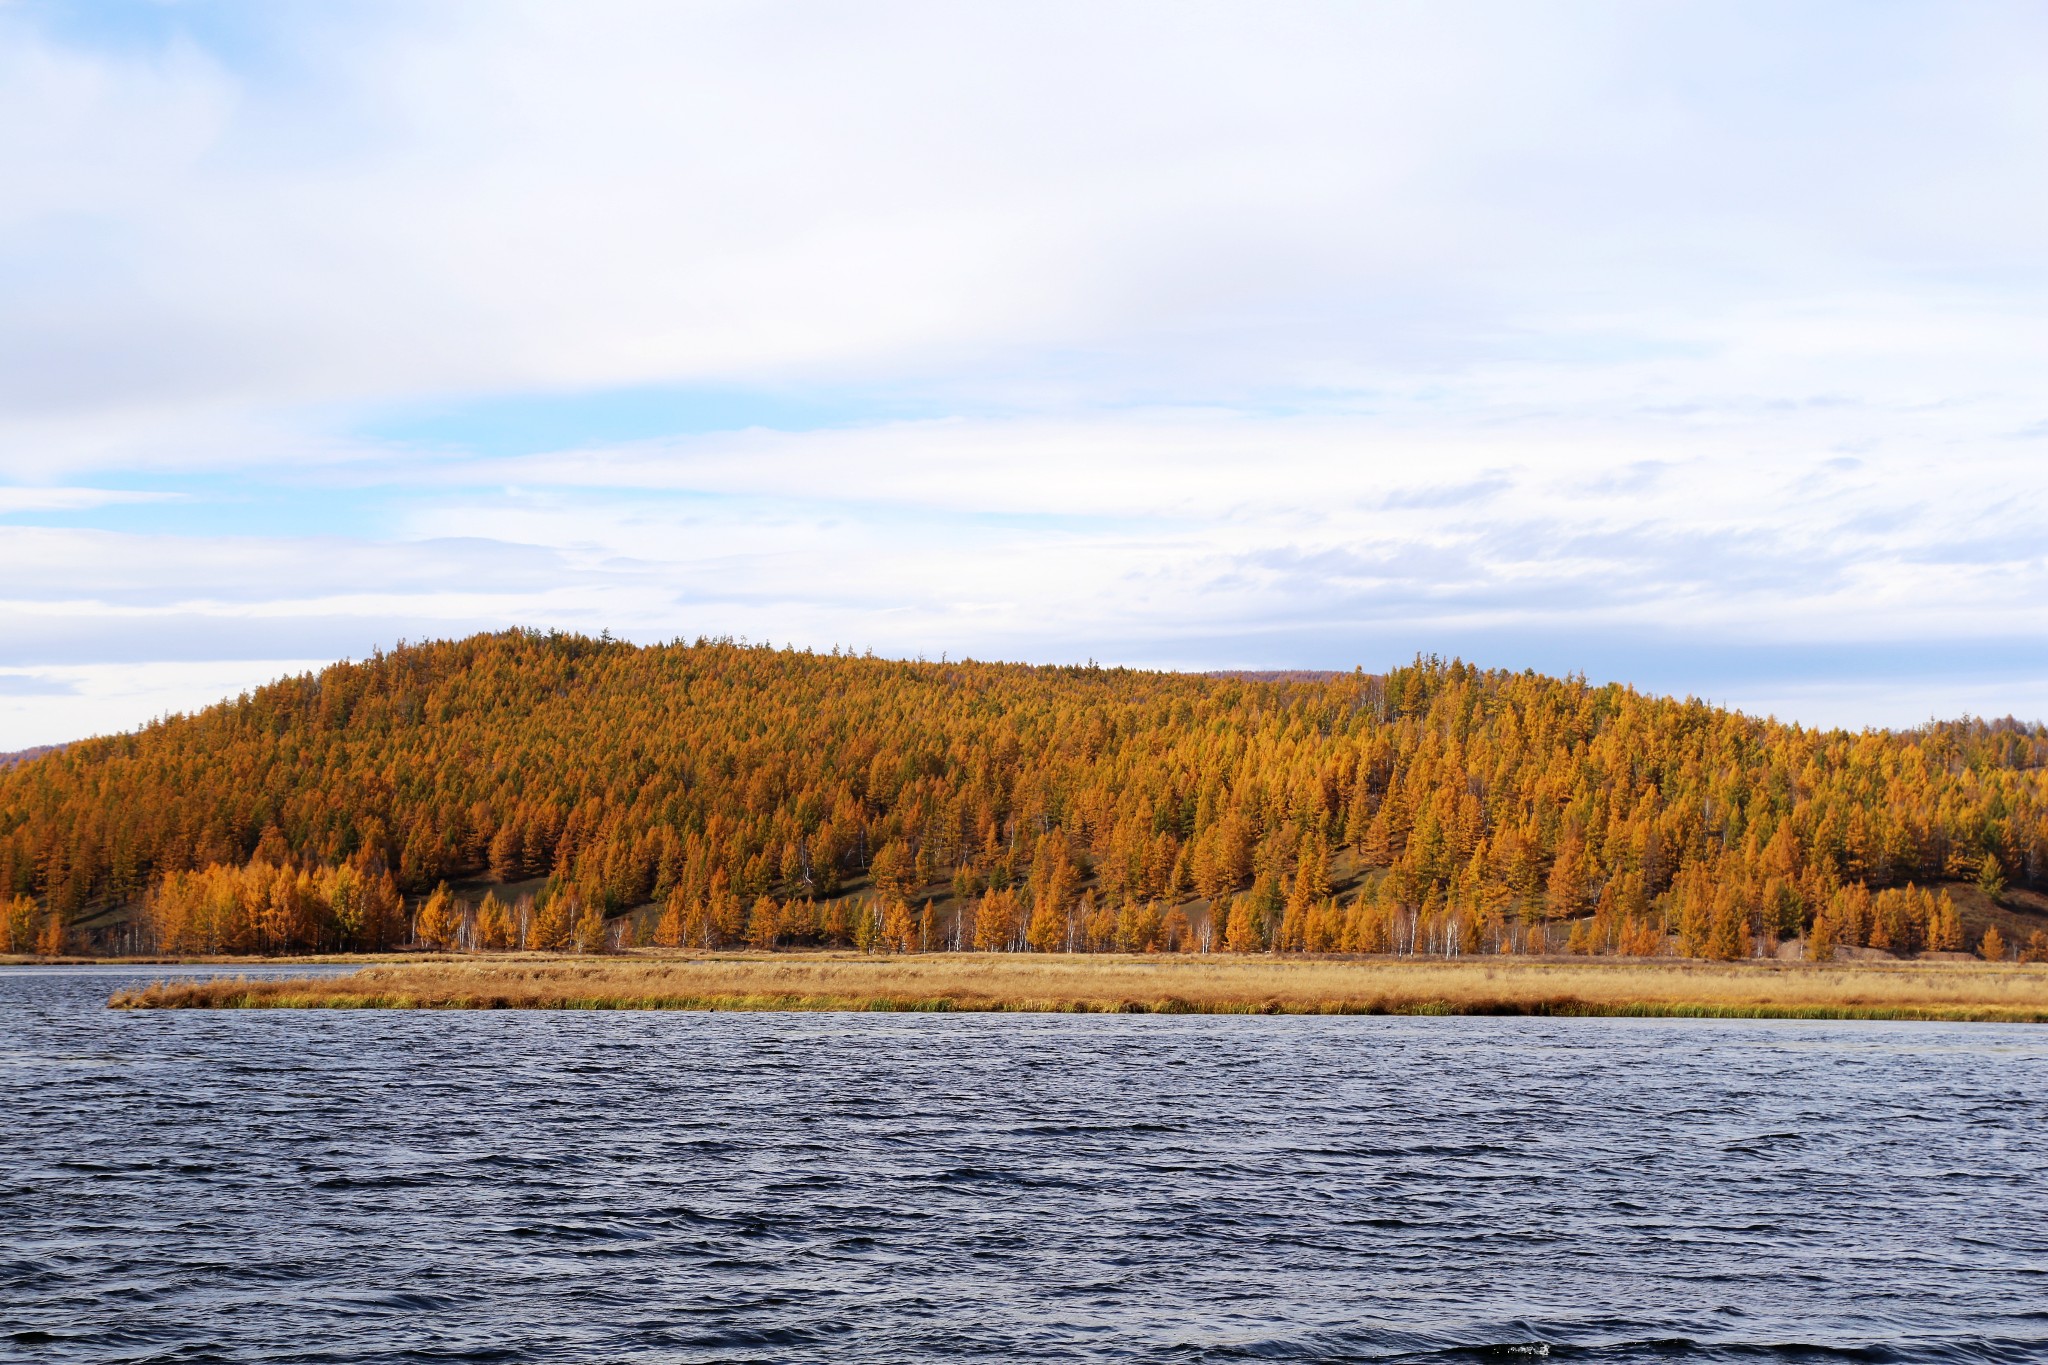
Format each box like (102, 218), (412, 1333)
(1, 968), (2043, 1363)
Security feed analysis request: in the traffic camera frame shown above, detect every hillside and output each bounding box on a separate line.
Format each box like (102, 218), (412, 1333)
(1, 629), (2044, 959)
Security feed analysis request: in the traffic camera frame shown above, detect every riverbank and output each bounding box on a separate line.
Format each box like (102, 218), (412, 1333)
(105, 953), (2048, 1021)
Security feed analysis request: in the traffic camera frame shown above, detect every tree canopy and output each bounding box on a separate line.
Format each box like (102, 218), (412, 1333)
(2, 629), (2042, 959)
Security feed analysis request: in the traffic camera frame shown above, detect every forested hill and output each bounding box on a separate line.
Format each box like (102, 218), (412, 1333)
(1, 629), (2044, 958)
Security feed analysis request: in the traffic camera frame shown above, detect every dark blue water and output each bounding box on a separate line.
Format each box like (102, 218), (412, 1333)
(3, 967), (2045, 1363)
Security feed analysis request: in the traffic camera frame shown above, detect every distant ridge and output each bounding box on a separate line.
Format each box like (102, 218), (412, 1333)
(0, 744), (64, 769)
(1209, 670), (1348, 683)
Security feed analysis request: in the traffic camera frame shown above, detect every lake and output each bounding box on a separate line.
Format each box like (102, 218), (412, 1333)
(3, 965), (2045, 1362)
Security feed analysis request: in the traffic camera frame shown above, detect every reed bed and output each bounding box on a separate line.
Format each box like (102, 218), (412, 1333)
(108, 952), (2048, 1022)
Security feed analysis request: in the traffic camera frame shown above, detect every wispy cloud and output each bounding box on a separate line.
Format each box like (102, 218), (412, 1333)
(0, 487), (179, 514)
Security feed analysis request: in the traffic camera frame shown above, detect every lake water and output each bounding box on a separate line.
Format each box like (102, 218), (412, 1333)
(3, 966), (2045, 1363)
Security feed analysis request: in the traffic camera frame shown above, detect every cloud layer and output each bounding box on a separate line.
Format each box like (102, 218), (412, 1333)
(2, 1), (2045, 744)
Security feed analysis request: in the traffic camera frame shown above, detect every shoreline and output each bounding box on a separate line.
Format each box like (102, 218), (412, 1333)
(102, 952), (2048, 1023)
(2, 946), (2011, 968)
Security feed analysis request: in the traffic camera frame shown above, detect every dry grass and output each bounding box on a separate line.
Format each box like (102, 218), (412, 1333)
(108, 951), (2048, 1022)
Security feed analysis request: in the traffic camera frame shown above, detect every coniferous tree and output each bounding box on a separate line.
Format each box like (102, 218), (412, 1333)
(35, 908), (66, 958)
(415, 883), (460, 950)
(1977, 853), (2007, 903)
(476, 891), (514, 950)
(574, 899), (610, 954)
(531, 891), (574, 951)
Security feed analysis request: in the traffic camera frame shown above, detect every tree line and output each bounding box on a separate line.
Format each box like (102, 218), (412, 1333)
(2, 629), (2045, 960)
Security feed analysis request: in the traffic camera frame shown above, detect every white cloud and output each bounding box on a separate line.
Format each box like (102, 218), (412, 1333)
(0, 486), (176, 513)
(0, 660), (336, 751)
(1, 2), (2046, 740)
(4, 2), (2044, 433)
(2, 402), (2042, 737)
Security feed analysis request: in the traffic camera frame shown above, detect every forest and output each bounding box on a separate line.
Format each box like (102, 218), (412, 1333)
(1, 629), (2044, 962)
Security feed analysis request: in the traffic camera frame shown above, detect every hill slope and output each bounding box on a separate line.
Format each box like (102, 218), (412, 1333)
(1, 629), (2043, 957)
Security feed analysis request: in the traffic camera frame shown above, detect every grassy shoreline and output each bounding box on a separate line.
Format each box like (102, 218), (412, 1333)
(104, 952), (2048, 1023)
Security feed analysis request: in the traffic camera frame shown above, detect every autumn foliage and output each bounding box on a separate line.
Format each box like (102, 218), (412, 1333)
(2, 630), (2043, 958)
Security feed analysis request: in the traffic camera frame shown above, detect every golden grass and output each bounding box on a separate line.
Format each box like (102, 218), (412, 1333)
(107, 951), (2048, 1022)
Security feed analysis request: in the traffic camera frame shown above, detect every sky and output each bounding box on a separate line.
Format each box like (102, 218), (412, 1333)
(2, 0), (2046, 748)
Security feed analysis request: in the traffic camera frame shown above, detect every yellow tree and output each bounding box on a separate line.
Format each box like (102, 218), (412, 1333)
(1706, 888), (1747, 961)
(1807, 906), (1838, 962)
(531, 891), (575, 951)
(869, 841), (914, 901)
(1546, 830), (1590, 925)
(1223, 896), (1265, 953)
(35, 908), (67, 958)
(1024, 896), (1065, 953)
(966, 888), (1015, 949)
(0, 894), (40, 953)
(654, 888), (687, 949)
(746, 895), (781, 950)
(476, 891), (514, 950)
(415, 883), (461, 950)
(880, 899), (917, 953)
(574, 899), (610, 954)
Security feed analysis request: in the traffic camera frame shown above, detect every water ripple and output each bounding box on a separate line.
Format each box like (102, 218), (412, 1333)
(1, 966), (2044, 1362)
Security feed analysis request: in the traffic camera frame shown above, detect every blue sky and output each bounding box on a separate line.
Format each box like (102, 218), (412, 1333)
(2, 1), (2047, 746)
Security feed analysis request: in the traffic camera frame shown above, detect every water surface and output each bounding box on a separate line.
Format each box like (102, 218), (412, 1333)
(3, 966), (2045, 1362)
